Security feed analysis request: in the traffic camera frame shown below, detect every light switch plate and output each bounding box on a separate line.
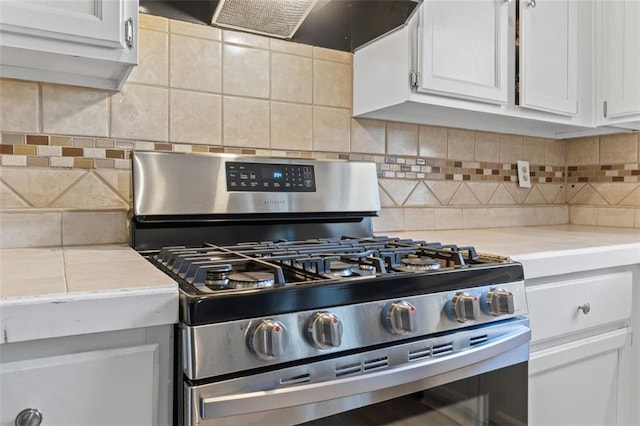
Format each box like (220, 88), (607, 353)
(517, 160), (532, 188)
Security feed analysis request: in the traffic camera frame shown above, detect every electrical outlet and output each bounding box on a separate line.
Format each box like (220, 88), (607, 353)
(517, 160), (531, 188)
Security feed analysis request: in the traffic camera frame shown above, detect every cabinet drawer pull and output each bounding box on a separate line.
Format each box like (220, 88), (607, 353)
(125, 17), (134, 49)
(15, 408), (42, 426)
(578, 303), (591, 315)
(527, 0), (536, 7)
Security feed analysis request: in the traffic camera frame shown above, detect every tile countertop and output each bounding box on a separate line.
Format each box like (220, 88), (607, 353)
(393, 225), (640, 280)
(0, 245), (177, 344)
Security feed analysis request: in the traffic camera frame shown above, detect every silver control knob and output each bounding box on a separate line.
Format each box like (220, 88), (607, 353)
(486, 288), (515, 316)
(248, 319), (288, 360)
(385, 301), (417, 335)
(307, 312), (343, 349)
(15, 409), (42, 426)
(451, 292), (480, 323)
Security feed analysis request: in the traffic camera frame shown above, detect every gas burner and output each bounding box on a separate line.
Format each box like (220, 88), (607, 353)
(204, 264), (232, 290)
(228, 271), (275, 289)
(329, 261), (356, 277)
(400, 257), (442, 271)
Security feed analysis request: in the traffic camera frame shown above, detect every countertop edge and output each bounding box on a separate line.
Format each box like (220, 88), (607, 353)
(0, 285), (178, 345)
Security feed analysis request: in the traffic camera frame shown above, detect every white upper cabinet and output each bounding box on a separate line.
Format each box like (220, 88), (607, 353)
(519, 0), (578, 115)
(417, 0), (509, 104)
(0, 0), (138, 90)
(599, 0), (640, 125)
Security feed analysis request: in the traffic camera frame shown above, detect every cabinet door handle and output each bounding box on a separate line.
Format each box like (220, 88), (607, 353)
(125, 17), (134, 49)
(15, 408), (42, 426)
(527, 0), (537, 7)
(578, 303), (591, 315)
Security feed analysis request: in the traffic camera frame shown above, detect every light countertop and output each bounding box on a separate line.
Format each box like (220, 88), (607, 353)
(0, 245), (177, 344)
(393, 225), (640, 279)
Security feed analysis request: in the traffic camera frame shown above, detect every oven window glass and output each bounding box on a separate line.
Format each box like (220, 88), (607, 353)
(298, 362), (528, 426)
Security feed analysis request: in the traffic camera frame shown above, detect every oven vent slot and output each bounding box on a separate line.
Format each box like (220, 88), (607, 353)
(335, 362), (362, 378)
(363, 356), (389, 371)
(432, 342), (454, 356)
(408, 346), (432, 361)
(470, 334), (489, 346)
(280, 373), (311, 386)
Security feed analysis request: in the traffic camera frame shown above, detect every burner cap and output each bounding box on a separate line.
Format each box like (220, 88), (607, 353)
(228, 271), (275, 289)
(329, 261), (354, 277)
(401, 257), (441, 270)
(204, 264), (233, 290)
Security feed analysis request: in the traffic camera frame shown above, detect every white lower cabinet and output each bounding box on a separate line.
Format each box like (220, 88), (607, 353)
(529, 328), (630, 426)
(0, 325), (173, 426)
(526, 270), (634, 426)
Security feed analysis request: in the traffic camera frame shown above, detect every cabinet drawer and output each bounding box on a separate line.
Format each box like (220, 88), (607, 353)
(526, 271), (632, 343)
(1, 344), (158, 425)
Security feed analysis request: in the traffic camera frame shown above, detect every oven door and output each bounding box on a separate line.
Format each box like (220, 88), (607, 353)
(185, 318), (530, 426)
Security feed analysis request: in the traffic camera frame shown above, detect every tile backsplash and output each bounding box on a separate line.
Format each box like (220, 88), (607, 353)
(1, 13), (639, 247)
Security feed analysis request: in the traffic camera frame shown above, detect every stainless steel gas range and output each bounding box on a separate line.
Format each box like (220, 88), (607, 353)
(131, 151), (530, 426)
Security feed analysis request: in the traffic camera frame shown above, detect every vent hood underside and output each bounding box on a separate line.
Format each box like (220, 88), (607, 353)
(139, 0), (420, 52)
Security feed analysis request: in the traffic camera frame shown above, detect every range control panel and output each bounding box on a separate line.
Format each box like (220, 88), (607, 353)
(225, 162), (316, 192)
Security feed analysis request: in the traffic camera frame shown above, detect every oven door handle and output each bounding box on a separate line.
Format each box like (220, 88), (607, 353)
(199, 324), (530, 420)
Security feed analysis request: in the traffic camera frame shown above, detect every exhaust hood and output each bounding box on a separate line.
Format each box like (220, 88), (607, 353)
(139, 0), (421, 52)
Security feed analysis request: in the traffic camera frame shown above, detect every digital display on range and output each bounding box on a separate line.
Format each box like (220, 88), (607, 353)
(226, 162), (316, 192)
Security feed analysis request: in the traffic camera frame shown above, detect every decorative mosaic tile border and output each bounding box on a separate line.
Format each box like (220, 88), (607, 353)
(1, 132), (637, 184)
(567, 164), (640, 183)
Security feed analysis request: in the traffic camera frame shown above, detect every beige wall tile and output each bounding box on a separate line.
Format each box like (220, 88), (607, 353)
(619, 186), (640, 206)
(223, 30), (270, 49)
(378, 179), (418, 205)
(0, 79), (39, 133)
(474, 132), (499, 162)
(426, 181), (461, 205)
(0, 180), (29, 208)
(50, 173), (128, 209)
(270, 39), (312, 56)
(170, 19), (220, 40)
(379, 186), (395, 207)
(170, 35), (221, 93)
(567, 136), (598, 165)
(0, 211), (62, 248)
(223, 96), (270, 148)
(313, 46), (352, 64)
(636, 209), (640, 228)
(94, 169), (132, 202)
(41, 84), (109, 137)
(111, 84), (168, 141)
(569, 206), (598, 225)
(463, 207), (512, 229)
(511, 206), (552, 226)
(419, 125), (447, 158)
(599, 133), (639, 163)
(404, 182), (441, 206)
(597, 207), (635, 227)
(466, 182), (499, 204)
(488, 184), (517, 204)
(170, 90), (221, 145)
(271, 53), (312, 103)
(567, 184), (607, 205)
(313, 60), (352, 108)
(538, 183), (564, 204)
(270, 102), (312, 151)
(128, 29), (168, 86)
(351, 119), (385, 154)
(523, 136), (546, 164)
(373, 208), (404, 232)
(404, 208), (435, 230)
(62, 211), (128, 245)
(312, 106), (350, 152)
(448, 129), (475, 161)
(545, 139), (566, 166)
(387, 122), (418, 156)
(223, 45), (270, 98)
(591, 183), (637, 205)
(139, 13), (168, 31)
(553, 205), (569, 224)
(449, 184), (481, 205)
(0, 167), (84, 207)
(499, 134), (523, 163)
(434, 208), (462, 229)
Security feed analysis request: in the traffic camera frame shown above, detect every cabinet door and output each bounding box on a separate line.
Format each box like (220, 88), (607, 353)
(417, 0), (509, 104)
(1, 344), (158, 425)
(529, 328), (629, 426)
(601, 0), (640, 120)
(519, 0), (578, 115)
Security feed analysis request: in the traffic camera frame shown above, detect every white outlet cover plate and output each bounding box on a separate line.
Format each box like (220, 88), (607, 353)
(517, 160), (532, 188)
